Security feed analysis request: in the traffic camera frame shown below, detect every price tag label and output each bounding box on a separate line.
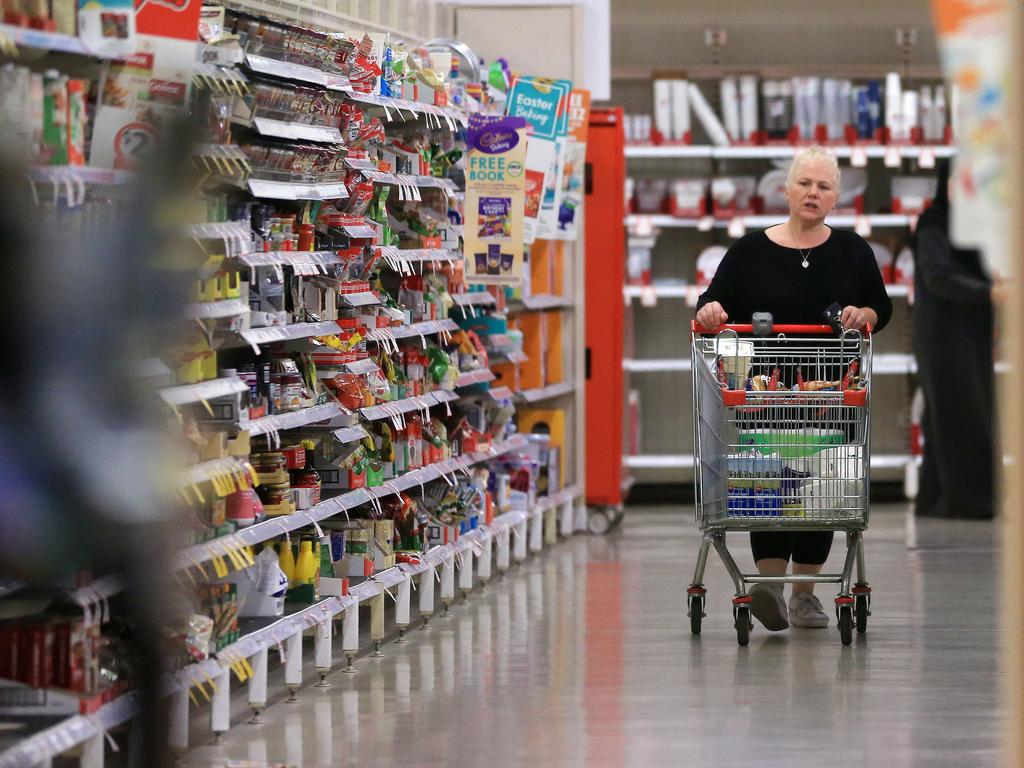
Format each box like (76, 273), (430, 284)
(640, 285), (658, 308)
(634, 215), (654, 237)
(697, 215), (715, 232)
(850, 146), (868, 168)
(884, 146), (902, 168)
(919, 147), (936, 169)
(727, 217), (746, 239)
(854, 215), (872, 238)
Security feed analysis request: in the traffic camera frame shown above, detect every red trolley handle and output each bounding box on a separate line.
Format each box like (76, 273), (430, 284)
(691, 321), (872, 336)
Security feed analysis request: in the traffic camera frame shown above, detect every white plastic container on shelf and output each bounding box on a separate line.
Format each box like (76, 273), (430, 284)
(696, 245), (728, 286)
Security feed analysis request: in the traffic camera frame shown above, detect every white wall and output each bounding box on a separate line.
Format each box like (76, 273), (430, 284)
(611, 0), (939, 74)
(445, 0), (611, 99)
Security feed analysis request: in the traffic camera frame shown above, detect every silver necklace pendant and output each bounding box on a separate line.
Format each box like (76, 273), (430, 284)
(801, 257), (809, 268)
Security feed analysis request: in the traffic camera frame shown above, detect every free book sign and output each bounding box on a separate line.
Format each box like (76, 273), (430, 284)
(464, 115), (528, 286)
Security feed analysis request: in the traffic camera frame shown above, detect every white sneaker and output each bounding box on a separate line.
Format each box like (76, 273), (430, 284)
(788, 592), (829, 628)
(750, 584), (789, 631)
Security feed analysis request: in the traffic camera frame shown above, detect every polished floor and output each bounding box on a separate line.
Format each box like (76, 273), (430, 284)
(185, 505), (1002, 768)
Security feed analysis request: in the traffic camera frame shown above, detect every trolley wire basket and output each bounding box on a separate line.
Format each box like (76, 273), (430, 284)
(687, 320), (874, 646)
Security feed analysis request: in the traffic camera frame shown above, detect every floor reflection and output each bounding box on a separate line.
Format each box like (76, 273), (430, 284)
(183, 506), (1001, 768)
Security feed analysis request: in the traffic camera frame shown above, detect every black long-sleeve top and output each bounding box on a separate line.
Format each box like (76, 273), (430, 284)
(914, 225), (991, 305)
(696, 228), (893, 332)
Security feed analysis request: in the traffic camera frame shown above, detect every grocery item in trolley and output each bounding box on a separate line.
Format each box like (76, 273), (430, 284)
(713, 337), (753, 389)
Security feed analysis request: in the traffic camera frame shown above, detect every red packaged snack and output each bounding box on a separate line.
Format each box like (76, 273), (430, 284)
(345, 181), (375, 216)
(347, 50), (382, 94)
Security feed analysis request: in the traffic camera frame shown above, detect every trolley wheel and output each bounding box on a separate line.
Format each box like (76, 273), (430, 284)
(855, 594), (869, 634)
(688, 595), (704, 635)
(586, 507), (612, 535)
(838, 606), (853, 646)
(734, 606), (751, 647)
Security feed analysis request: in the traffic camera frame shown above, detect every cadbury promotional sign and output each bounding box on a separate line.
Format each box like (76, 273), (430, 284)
(464, 115), (528, 286)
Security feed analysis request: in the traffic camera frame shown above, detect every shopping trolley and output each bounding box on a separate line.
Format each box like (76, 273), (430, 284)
(688, 318), (872, 646)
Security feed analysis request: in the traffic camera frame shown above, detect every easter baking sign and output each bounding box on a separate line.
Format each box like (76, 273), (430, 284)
(506, 76), (571, 243)
(464, 114), (528, 285)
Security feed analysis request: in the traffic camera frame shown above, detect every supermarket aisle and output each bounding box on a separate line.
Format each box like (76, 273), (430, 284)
(184, 505), (1001, 768)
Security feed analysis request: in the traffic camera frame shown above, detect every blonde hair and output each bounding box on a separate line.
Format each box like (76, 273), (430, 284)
(787, 146), (841, 190)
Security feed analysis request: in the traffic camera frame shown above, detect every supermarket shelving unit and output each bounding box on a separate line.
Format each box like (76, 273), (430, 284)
(621, 141), (957, 492)
(0, 10), (589, 768)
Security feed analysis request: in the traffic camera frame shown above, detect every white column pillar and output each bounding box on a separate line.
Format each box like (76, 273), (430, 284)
(478, 533), (493, 582)
(315, 619), (332, 685)
(342, 601), (360, 672)
(396, 575), (412, 639)
(211, 666), (231, 736)
(248, 647), (268, 721)
(496, 526), (511, 571)
(458, 548), (474, 596)
(285, 632), (302, 697)
(514, 519), (528, 562)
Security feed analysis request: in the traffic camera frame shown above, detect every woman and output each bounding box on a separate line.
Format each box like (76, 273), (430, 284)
(695, 146), (892, 632)
(913, 161), (996, 519)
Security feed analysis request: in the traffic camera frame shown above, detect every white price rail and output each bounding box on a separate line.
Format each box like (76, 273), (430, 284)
(514, 294), (573, 311)
(179, 457), (255, 492)
(359, 389), (457, 421)
(338, 291), (381, 308)
(517, 381), (576, 403)
(335, 220), (378, 239)
(67, 575), (125, 610)
(28, 164), (134, 186)
(347, 93), (467, 126)
(247, 178), (349, 201)
(240, 320), (341, 348)
(333, 424), (370, 444)
(451, 292), (496, 308)
(245, 402), (350, 436)
(0, 690), (141, 768)
(376, 246), (460, 265)
(623, 358), (692, 373)
(339, 358), (381, 376)
(174, 435), (529, 571)
(191, 221), (251, 249)
(624, 144), (958, 160)
(361, 168), (399, 185)
(623, 283), (689, 300)
(244, 53), (352, 91)
(250, 116), (344, 144)
(159, 377), (249, 407)
(239, 251), (341, 272)
(456, 369), (496, 387)
(487, 386), (514, 400)
(624, 454), (695, 469)
(184, 298), (250, 320)
(367, 319), (460, 343)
